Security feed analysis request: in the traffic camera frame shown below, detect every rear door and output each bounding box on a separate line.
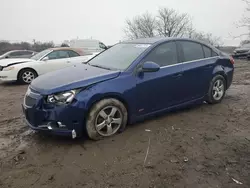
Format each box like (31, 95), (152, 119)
(177, 40), (218, 101)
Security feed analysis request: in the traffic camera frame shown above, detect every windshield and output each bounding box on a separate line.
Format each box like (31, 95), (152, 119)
(88, 43), (151, 70)
(30, 49), (51, 60)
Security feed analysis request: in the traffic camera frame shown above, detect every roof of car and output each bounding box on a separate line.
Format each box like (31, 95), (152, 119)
(49, 47), (86, 55)
(122, 37), (212, 45)
(122, 37), (219, 52)
(123, 37), (168, 44)
(49, 47), (81, 51)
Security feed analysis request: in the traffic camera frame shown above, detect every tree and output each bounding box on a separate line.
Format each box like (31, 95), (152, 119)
(235, 0), (250, 38)
(124, 12), (156, 39)
(240, 39), (250, 45)
(187, 26), (223, 46)
(124, 8), (221, 46)
(156, 8), (191, 37)
(61, 43), (69, 47)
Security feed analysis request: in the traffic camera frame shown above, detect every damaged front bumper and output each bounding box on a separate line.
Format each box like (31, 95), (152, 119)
(23, 116), (78, 139)
(22, 97), (86, 139)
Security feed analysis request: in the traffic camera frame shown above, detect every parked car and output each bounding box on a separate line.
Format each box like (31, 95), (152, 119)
(0, 47), (94, 84)
(232, 43), (250, 59)
(22, 37), (234, 140)
(0, 50), (37, 59)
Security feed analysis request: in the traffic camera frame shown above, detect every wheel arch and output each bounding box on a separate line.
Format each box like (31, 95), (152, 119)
(212, 66), (228, 88)
(86, 93), (130, 122)
(17, 67), (38, 79)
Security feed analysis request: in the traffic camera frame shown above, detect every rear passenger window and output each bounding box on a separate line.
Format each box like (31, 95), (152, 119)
(180, 41), (204, 62)
(144, 42), (178, 67)
(202, 46), (212, 58)
(68, 50), (80, 57)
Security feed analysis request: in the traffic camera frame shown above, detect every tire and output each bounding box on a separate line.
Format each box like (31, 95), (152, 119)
(86, 98), (128, 140)
(18, 69), (37, 84)
(206, 75), (226, 104)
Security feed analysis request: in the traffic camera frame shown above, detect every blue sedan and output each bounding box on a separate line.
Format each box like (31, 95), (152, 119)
(22, 37), (234, 140)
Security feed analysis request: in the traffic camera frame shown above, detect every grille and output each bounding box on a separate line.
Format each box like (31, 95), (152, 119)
(236, 50), (248, 54)
(25, 95), (37, 107)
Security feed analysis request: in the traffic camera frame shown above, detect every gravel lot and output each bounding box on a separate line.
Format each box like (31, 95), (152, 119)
(0, 60), (250, 188)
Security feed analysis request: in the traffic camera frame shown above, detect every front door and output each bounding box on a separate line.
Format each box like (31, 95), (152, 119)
(39, 50), (70, 74)
(136, 41), (185, 116)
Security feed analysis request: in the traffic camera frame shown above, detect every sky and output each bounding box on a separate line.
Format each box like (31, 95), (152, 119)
(0, 0), (249, 46)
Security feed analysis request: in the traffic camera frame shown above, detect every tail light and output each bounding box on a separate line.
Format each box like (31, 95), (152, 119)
(230, 56), (235, 64)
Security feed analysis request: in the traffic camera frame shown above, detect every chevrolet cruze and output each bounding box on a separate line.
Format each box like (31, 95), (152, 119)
(22, 37), (234, 140)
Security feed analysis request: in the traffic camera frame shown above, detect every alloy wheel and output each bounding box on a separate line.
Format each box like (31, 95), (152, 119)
(22, 71), (35, 83)
(212, 79), (225, 101)
(95, 106), (123, 137)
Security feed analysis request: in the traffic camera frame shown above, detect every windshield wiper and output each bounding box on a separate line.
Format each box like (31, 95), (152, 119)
(89, 64), (113, 70)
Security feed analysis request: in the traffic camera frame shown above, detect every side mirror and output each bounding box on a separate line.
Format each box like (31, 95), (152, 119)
(5, 56), (9, 59)
(140, 61), (160, 73)
(42, 56), (49, 61)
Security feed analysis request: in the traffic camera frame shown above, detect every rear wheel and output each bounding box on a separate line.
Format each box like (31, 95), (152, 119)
(86, 98), (128, 140)
(206, 75), (226, 104)
(18, 69), (37, 84)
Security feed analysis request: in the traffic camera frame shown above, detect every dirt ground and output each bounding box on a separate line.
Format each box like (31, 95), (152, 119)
(0, 60), (250, 188)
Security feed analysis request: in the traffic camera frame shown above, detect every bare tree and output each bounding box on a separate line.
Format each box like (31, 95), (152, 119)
(186, 25), (222, 46)
(124, 12), (156, 39)
(156, 8), (191, 37)
(234, 0), (250, 38)
(240, 39), (250, 45)
(124, 8), (221, 46)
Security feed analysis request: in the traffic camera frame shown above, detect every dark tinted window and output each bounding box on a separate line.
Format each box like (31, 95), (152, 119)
(212, 50), (218, 57)
(143, 42), (178, 67)
(21, 51), (33, 55)
(202, 46), (212, 58)
(46, 50), (69, 60)
(68, 50), (80, 57)
(99, 42), (107, 49)
(180, 41), (204, 62)
(9, 51), (21, 56)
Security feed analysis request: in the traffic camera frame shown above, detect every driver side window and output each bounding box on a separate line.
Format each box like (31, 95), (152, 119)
(143, 42), (178, 67)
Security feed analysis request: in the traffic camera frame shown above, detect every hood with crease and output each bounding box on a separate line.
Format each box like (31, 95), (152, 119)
(31, 64), (120, 95)
(0, 58), (34, 66)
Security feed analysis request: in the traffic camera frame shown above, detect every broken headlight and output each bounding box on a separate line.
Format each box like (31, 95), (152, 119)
(47, 89), (78, 104)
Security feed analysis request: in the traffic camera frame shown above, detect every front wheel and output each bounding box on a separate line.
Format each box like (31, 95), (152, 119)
(86, 98), (128, 140)
(206, 75), (226, 104)
(18, 69), (37, 84)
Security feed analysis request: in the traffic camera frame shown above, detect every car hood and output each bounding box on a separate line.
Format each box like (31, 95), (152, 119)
(30, 64), (121, 95)
(0, 58), (34, 66)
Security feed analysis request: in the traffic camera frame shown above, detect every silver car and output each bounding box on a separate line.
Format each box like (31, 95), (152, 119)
(0, 50), (37, 59)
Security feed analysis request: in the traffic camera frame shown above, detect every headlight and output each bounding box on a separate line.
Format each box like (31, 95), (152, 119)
(47, 90), (77, 104)
(3, 66), (15, 71)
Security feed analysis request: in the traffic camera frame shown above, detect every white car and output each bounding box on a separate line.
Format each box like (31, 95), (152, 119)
(0, 47), (95, 84)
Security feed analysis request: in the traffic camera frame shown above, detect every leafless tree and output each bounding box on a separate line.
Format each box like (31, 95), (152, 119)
(156, 8), (191, 37)
(124, 8), (221, 46)
(235, 0), (250, 38)
(124, 12), (156, 39)
(240, 39), (250, 45)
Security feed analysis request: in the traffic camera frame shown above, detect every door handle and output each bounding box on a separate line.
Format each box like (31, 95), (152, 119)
(172, 73), (183, 78)
(204, 65), (213, 69)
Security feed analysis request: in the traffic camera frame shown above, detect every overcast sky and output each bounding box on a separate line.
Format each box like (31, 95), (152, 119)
(0, 0), (248, 46)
